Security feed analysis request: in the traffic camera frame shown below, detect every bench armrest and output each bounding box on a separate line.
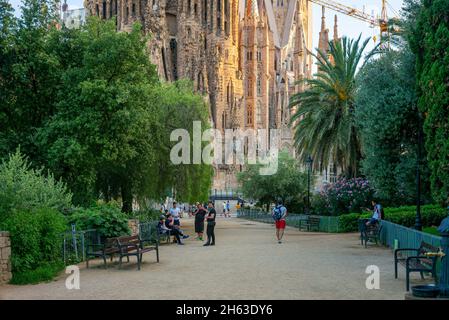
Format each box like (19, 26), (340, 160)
(394, 248), (420, 262)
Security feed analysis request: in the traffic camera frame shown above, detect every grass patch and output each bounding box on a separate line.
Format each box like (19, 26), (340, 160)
(10, 262), (65, 285)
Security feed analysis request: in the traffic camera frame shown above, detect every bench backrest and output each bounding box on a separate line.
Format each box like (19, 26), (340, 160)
(308, 217), (321, 225)
(117, 235), (140, 247)
(104, 237), (118, 248)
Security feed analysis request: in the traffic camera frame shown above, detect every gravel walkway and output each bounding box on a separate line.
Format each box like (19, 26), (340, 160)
(0, 218), (429, 300)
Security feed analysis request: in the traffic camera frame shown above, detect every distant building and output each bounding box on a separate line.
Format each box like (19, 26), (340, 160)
(62, 7), (86, 29)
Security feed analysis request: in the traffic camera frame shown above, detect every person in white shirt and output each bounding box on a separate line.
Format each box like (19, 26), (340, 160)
(170, 201), (181, 227)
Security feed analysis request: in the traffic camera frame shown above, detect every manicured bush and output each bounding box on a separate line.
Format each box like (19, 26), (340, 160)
(67, 203), (130, 239)
(0, 208), (67, 278)
(338, 204), (448, 232)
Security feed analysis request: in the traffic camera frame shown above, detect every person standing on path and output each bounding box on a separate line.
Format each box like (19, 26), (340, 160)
(226, 200), (231, 217)
(194, 202), (207, 241)
(272, 200), (288, 244)
(170, 201), (181, 227)
(204, 201), (217, 246)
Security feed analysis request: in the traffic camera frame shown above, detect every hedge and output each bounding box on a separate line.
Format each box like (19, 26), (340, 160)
(338, 204), (448, 232)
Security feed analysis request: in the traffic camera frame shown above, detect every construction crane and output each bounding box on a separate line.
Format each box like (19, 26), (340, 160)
(309, 0), (394, 40)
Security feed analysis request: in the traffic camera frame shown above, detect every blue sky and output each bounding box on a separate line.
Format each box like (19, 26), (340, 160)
(8, 0), (404, 55)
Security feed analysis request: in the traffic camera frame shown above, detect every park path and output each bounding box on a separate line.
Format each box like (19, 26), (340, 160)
(0, 217), (427, 300)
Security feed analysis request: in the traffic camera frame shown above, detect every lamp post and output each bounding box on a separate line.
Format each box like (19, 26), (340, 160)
(306, 156), (313, 214)
(415, 113), (423, 231)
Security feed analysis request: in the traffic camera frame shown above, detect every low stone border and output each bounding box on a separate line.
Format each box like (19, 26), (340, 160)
(0, 231), (12, 284)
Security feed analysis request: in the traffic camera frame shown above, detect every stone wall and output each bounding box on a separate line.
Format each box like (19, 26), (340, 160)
(0, 231), (12, 285)
(128, 219), (140, 236)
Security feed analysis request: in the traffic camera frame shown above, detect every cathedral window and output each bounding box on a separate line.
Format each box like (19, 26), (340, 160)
(247, 78), (253, 97)
(257, 101), (262, 124)
(247, 105), (253, 126)
(257, 76), (261, 96)
(187, 0), (191, 15)
(96, 4), (99, 16)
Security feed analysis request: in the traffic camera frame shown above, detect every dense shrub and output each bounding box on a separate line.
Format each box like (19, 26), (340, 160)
(130, 208), (162, 223)
(67, 203), (130, 239)
(0, 208), (67, 275)
(0, 150), (72, 220)
(314, 177), (375, 215)
(338, 205), (448, 232)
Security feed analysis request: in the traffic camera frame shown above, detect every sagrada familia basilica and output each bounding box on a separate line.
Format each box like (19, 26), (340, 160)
(83, 0), (339, 190)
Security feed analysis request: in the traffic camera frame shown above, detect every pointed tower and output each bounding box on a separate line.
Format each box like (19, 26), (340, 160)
(318, 6), (329, 55)
(333, 14), (339, 42)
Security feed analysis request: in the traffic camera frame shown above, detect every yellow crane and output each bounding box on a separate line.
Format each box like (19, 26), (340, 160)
(309, 0), (395, 42)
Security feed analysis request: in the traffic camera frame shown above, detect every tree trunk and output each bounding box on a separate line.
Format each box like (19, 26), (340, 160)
(121, 179), (133, 213)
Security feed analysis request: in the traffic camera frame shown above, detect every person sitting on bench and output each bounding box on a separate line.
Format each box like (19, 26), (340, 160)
(366, 200), (383, 226)
(157, 215), (171, 236)
(165, 213), (189, 245)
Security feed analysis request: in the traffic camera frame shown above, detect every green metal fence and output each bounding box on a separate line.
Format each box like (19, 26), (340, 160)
(380, 220), (442, 249)
(237, 209), (340, 233)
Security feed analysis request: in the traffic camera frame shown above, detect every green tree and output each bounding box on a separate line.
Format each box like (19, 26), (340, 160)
(237, 151), (308, 211)
(145, 80), (213, 204)
(0, 0), (60, 159)
(355, 49), (431, 205)
(407, 0), (449, 205)
(37, 18), (159, 210)
(289, 36), (375, 178)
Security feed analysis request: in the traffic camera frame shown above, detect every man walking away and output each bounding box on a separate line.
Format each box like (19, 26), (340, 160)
(204, 201), (217, 246)
(272, 200), (287, 244)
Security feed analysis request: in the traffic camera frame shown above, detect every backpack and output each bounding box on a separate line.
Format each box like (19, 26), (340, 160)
(272, 206), (284, 221)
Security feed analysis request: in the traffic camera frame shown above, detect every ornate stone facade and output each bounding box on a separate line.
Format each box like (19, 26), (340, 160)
(84, 0), (315, 190)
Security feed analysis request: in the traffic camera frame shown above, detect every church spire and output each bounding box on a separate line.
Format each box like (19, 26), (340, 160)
(318, 6), (329, 54)
(245, 0), (259, 18)
(333, 14), (339, 42)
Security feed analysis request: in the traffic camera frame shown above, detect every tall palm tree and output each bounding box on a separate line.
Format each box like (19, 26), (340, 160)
(289, 35), (377, 178)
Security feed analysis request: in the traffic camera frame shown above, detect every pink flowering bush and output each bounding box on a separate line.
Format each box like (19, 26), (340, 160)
(314, 177), (375, 215)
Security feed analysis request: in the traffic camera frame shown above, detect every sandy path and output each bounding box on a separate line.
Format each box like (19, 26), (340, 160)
(0, 217), (429, 300)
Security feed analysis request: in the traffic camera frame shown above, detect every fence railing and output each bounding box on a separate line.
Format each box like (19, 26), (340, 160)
(380, 220), (442, 249)
(237, 209), (340, 233)
(62, 229), (100, 265)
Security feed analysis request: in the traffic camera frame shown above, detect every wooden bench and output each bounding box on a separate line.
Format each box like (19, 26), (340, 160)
(86, 237), (120, 269)
(359, 219), (383, 248)
(394, 241), (439, 291)
(116, 235), (159, 270)
(299, 216), (320, 232)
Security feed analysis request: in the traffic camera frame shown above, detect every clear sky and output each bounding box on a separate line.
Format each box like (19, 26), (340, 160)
(9, 0), (404, 57)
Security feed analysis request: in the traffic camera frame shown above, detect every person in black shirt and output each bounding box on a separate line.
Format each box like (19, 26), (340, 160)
(204, 201), (216, 246)
(194, 202), (207, 241)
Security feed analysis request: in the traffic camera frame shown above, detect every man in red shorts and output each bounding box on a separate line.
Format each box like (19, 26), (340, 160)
(272, 200), (288, 244)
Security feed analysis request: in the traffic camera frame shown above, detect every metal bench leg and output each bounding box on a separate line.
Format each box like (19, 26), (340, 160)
(156, 248), (160, 263)
(394, 261), (398, 279)
(119, 256), (123, 269)
(406, 269), (410, 291)
(86, 256), (90, 269)
(103, 256), (107, 269)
